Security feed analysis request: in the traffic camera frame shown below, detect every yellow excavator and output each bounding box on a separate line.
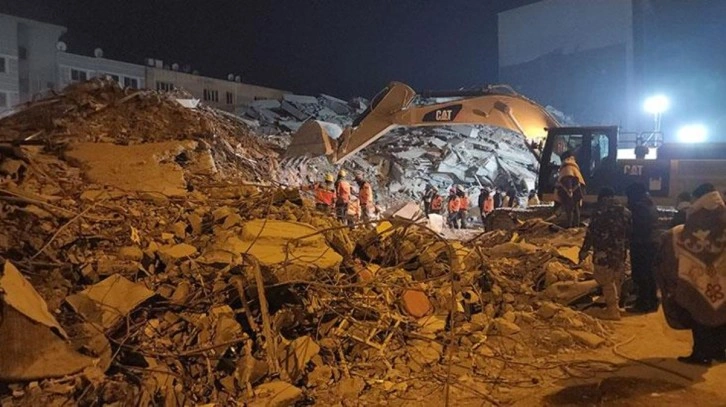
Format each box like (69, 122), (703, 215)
(285, 81), (558, 163)
(286, 81), (726, 205)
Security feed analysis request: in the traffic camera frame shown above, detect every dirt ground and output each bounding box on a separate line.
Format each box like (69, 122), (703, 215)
(519, 310), (726, 406)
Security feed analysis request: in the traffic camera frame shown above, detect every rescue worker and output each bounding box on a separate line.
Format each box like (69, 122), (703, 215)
(578, 187), (632, 320)
(634, 136), (650, 160)
(355, 172), (374, 223)
(335, 170), (351, 223)
(478, 188), (494, 225)
(457, 187), (469, 229)
(555, 151), (585, 228)
(429, 188), (443, 215)
(656, 184), (726, 365)
(626, 182), (660, 314)
(670, 191), (692, 228)
(527, 190), (540, 207)
(422, 184), (436, 216)
(493, 187), (504, 209)
(312, 173), (336, 213)
(506, 186), (518, 208)
(447, 188), (461, 229)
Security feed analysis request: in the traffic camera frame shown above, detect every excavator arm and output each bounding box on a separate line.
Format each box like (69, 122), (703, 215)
(286, 81), (561, 164)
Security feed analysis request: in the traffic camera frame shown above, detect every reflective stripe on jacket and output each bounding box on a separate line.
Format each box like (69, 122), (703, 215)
(336, 181), (351, 204)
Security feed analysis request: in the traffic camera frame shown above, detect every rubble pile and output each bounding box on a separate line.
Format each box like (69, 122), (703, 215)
(239, 93), (538, 207)
(1, 83), (611, 406)
(0, 78), (280, 182)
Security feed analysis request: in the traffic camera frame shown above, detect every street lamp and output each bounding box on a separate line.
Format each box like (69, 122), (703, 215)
(677, 124), (708, 143)
(643, 95), (670, 132)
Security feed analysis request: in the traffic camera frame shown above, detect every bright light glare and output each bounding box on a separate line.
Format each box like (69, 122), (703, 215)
(643, 95), (670, 114)
(677, 124), (708, 143)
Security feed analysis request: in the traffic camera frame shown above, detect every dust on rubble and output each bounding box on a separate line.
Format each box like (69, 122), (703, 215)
(2, 79), (616, 406)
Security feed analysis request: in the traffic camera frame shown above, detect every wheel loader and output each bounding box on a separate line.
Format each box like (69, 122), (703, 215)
(286, 81), (726, 208)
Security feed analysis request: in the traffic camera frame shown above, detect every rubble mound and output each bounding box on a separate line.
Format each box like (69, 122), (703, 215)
(1, 81), (611, 406)
(0, 78), (279, 181)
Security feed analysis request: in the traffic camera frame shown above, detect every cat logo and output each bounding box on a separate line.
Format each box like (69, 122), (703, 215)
(435, 109), (453, 121)
(422, 104), (463, 122)
(623, 164), (643, 176)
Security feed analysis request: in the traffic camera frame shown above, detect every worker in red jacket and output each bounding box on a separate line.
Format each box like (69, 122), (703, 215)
(429, 189), (443, 215)
(355, 172), (374, 223)
(335, 170), (351, 223)
(457, 188), (469, 229)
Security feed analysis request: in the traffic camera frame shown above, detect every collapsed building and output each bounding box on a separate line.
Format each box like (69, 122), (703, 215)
(238, 92), (542, 208)
(0, 80), (612, 406)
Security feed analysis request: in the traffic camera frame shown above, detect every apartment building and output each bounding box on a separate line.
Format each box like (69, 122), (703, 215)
(0, 13), (66, 110)
(57, 49), (146, 90)
(0, 12), (288, 113)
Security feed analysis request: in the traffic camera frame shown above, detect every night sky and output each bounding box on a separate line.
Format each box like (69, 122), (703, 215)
(0, 0), (535, 98)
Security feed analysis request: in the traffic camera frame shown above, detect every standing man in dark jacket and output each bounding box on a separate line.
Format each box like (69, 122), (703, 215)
(579, 187), (632, 320)
(656, 184), (726, 365)
(626, 182), (660, 313)
(422, 184), (436, 216)
(493, 188), (503, 209)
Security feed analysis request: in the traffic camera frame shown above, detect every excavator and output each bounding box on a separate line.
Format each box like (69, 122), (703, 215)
(286, 81), (726, 206)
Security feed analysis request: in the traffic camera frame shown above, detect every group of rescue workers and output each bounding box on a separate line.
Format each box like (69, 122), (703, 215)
(308, 170), (377, 225)
(554, 150), (726, 367)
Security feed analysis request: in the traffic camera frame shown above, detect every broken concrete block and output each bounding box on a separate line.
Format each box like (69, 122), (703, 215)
(212, 220), (342, 282)
(279, 335), (320, 382)
(306, 365), (332, 388)
(187, 213), (203, 235)
(0, 262), (94, 380)
(336, 376), (366, 400)
(251, 381), (303, 407)
(171, 221), (187, 239)
(65, 274), (155, 330)
(118, 246), (143, 261)
(65, 141), (196, 197)
(159, 243), (197, 260)
(569, 330), (605, 348)
(492, 318), (521, 336)
(536, 302), (561, 319)
(401, 289), (433, 318)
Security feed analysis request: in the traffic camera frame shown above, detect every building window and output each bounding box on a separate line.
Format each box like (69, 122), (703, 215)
(71, 69), (88, 82)
(203, 89), (219, 102)
(156, 81), (174, 92)
(226, 91), (234, 105)
(0, 57), (5, 73)
(124, 77), (139, 89)
(0, 92), (7, 108)
(107, 74), (120, 83)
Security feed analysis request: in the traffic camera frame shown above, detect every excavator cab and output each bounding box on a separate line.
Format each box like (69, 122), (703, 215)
(537, 126), (619, 203)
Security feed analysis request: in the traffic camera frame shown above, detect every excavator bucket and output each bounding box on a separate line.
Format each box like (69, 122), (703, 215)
(285, 82), (417, 162)
(285, 120), (338, 159)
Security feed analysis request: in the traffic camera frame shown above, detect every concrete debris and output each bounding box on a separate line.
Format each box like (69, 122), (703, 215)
(250, 381), (303, 407)
(65, 274), (155, 330)
(0, 262), (94, 381)
(0, 80), (612, 405)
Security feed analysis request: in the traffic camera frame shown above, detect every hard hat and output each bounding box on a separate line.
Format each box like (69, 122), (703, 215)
(324, 173), (334, 182)
(338, 169), (347, 178)
(457, 185), (465, 193)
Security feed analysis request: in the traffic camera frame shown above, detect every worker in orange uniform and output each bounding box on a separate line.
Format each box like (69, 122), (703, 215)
(312, 173), (336, 213)
(447, 188), (461, 229)
(335, 169), (351, 223)
(457, 187), (469, 229)
(355, 172), (374, 223)
(429, 188), (443, 215)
